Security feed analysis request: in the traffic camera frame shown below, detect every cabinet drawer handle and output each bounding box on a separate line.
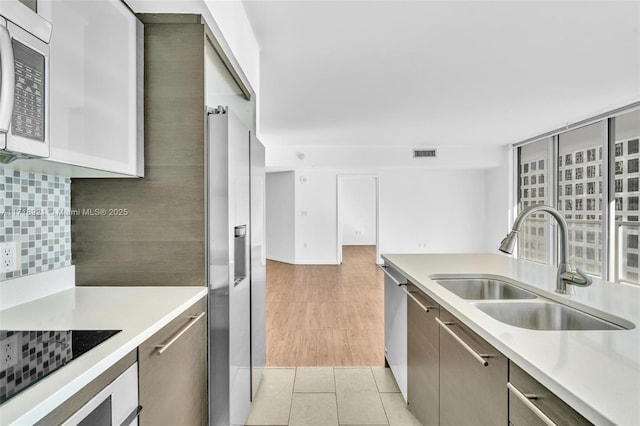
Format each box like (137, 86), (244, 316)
(402, 287), (437, 312)
(120, 405), (143, 426)
(378, 265), (407, 286)
(436, 317), (490, 366)
(507, 382), (557, 426)
(155, 312), (205, 355)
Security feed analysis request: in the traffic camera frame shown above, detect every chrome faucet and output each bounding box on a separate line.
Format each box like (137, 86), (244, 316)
(499, 204), (592, 294)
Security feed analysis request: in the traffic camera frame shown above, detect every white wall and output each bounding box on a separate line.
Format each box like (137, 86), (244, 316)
(290, 168), (490, 265)
(265, 172), (295, 263)
(378, 168), (488, 257)
(484, 146), (514, 253)
(294, 171), (339, 264)
(266, 144), (504, 171)
(340, 176), (377, 245)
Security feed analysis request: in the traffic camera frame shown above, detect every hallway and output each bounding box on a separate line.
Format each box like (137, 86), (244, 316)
(266, 245), (385, 366)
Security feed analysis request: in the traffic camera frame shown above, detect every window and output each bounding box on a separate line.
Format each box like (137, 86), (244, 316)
(517, 138), (551, 263)
(565, 154), (573, 165)
(516, 108), (640, 285)
(614, 110), (640, 284)
(558, 122), (602, 276)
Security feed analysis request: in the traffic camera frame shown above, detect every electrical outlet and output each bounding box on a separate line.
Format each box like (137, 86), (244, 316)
(1, 334), (19, 369)
(0, 241), (19, 273)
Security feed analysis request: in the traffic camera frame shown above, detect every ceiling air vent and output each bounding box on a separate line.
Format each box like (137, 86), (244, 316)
(413, 149), (437, 159)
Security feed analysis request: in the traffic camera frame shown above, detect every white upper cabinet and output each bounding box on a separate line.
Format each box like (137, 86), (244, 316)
(38, 0), (143, 176)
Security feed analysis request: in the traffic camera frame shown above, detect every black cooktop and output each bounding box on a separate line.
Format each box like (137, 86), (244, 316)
(0, 330), (121, 405)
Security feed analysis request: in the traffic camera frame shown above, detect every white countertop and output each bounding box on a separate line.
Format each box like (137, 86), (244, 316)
(0, 285), (207, 425)
(382, 253), (640, 426)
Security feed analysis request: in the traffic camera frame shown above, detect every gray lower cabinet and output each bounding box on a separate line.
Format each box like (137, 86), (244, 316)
(401, 283), (592, 426)
(406, 283), (439, 426)
(138, 297), (208, 426)
(509, 362), (592, 426)
(438, 308), (508, 426)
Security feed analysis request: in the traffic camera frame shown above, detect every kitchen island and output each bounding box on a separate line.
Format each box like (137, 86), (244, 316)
(382, 253), (640, 426)
(0, 284), (207, 425)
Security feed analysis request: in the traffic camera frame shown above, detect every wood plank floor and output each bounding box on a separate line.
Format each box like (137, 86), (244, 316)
(266, 245), (385, 367)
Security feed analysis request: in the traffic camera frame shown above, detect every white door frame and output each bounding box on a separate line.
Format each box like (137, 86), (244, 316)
(336, 174), (380, 264)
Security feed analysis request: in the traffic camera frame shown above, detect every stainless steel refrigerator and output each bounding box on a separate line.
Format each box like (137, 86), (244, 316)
(207, 106), (266, 426)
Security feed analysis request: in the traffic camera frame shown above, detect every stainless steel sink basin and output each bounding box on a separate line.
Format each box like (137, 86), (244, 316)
(472, 301), (625, 330)
(436, 278), (537, 300)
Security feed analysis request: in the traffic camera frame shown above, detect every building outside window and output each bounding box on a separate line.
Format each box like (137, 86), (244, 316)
(517, 139), (551, 263)
(558, 122), (602, 276)
(614, 110), (640, 283)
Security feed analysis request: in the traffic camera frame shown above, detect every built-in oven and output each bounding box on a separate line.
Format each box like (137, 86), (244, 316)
(63, 363), (141, 426)
(0, 0), (51, 163)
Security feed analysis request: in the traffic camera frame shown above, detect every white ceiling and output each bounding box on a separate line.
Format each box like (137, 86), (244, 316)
(242, 0), (640, 160)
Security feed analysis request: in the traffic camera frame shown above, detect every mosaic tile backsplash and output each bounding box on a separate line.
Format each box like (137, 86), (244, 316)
(0, 168), (72, 280)
(0, 330), (73, 403)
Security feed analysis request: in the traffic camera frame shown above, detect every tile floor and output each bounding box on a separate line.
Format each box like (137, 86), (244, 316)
(246, 367), (423, 426)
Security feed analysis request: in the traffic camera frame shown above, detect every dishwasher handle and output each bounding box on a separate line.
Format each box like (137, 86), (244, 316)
(378, 264), (407, 286)
(120, 405), (143, 426)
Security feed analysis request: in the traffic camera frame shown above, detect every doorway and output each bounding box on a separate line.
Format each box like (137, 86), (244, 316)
(336, 175), (380, 264)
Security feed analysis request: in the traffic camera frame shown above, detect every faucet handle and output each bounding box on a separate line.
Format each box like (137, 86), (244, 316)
(575, 267), (593, 286)
(562, 268), (593, 287)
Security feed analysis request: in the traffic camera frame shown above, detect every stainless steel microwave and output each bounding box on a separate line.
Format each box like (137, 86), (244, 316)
(0, 0), (51, 164)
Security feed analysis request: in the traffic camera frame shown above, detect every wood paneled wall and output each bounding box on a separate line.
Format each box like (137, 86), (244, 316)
(71, 15), (207, 286)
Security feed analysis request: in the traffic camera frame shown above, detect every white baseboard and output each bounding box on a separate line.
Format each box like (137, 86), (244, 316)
(266, 256), (341, 265)
(293, 258), (340, 265)
(266, 255), (296, 265)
